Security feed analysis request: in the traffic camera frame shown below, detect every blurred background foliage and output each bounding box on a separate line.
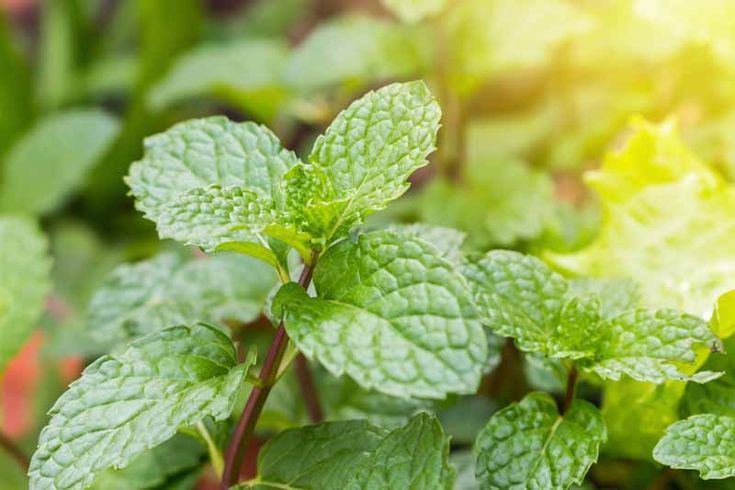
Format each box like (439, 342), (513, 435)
(3, 0), (735, 488)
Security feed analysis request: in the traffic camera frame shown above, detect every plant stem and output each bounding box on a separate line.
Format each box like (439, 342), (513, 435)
(221, 255), (317, 489)
(295, 354), (323, 423)
(0, 431), (29, 472)
(562, 364), (578, 414)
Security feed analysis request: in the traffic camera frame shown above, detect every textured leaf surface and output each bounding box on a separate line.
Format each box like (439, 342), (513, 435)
(28, 324), (252, 490)
(245, 413), (453, 489)
(348, 412), (454, 489)
(0, 216), (51, 372)
(654, 414), (735, 479)
(389, 223), (466, 264)
(586, 309), (721, 383)
(462, 250), (567, 353)
(283, 16), (425, 93)
(125, 116), (299, 251)
(278, 230), (487, 399)
(87, 252), (275, 348)
(0, 110), (118, 215)
(475, 392), (606, 490)
(283, 81), (440, 244)
(250, 420), (386, 489)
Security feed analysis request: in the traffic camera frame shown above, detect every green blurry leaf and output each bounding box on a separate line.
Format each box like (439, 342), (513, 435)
(247, 420), (387, 488)
(89, 434), (205, 490)
(711, 289), (735, 339)
(389, 223), (466, 264)
(654, 414), (735, 480)
(244, 413), (453, 489)
(546, 120), (735, 318)
(87, 251), (276, 348)
(568, 278), (639, 320)
(125, 116), (299, 252)
(281, 81), (440, 245)
(149, 39), (288, 121)
(1, 110), (119, 215)
(349, 412), (454, 489)
(28, 324), (253, 490)
(584, 309), (721, 383)
(283, 16), (427, 93)
(681, 336), (735, 418)
(0, 216), (51, 372)
(382, 0), (448, 23)
(418, 160), (555, 248)
(0, 11), (32, 156)
(462, 250), (568, 353)
(277, 230), (487, 399)
(475, 392), (606, 489)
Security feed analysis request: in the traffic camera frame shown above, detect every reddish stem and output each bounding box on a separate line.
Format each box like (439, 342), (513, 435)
(295, 354), (323, 423)
(562, 365), (578, 414)
(221, 255), (317, 488)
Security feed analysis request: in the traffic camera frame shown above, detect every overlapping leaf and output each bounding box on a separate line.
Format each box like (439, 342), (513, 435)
(28, 323), (253, 490)
(86, 251), (275, 348)
(0, 216), (51, 372)
(241, 413), (453, 489)
(654, 414), (735, 480)
(475, 392), (606, 489)
(276, 229), (487, 399)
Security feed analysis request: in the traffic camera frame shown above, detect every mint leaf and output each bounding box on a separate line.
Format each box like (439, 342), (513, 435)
(586, 309), (721, 383)
(0, 110), (118, 215)
(87, 252), (275, 348)
(568, 278), (639, 319)
(654, 414), (735, 480)
(244, 413), (453, 489)
(283, 16), (426, 94)
(277, 229), (487, 399)
(149, 39), (287, 119)
(548, 295), (601, 360)
(475, 392), (606, 489)
(390, 223), (466, 264)
(0, 216), (51, 372)
(250, 420), (387, 489)
(125, 116), (298, 252)
(28, 323), (254, 490)
(348, 412), (454, 489)
(281, 81), (441, 245)
(462, 250), (567, 353)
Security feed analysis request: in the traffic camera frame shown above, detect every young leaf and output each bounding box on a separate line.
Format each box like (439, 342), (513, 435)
(382, 0), (448, 23)
(125, 116), (299, 252)
(0, 216), (51, 372)
(461, 250), (568, 353)
(242, 413), (453, 489)
(584, 309), (721, 383)
(348, 412), (454, 489)
(0, 110), (119, 215)
(248, 420), (387, 488)
(28, 323), (254, 490)
(475, 392), (606, 490)
(275, 229), (487, 399)
(654, 414), (735, 480)
(86, 252), (276, 348)
(281, 81), (441, 245)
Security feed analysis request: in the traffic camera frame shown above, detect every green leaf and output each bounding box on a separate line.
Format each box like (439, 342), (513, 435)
(389, 223), (466, 264)
(28, 323), (254, 490)
(654, 414), (735, 479)
(149, 39), (288, 121)
(584, 309), (721, 383)
(461, 250), (568, 353)
(125, 116), (299, 252)
(249, 420), (387, 489)
(87, 251), (276, 348)
(348, 412), (454, 489)
(382, 0), (448, 23)
(277, 229), (487, 399)
(282, 81), (441, 245)
(244, 413), (453, 489)
(283, 16), (426, 93)
(0, 216), (51, 372)
(475, 392), (606, 490)
(568, 278), (639, 320)
(681, 336), (735, 418)
(0, 110), (119, 215)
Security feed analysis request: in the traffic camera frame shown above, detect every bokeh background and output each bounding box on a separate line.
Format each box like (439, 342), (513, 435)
(2, 0), (735, 488)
